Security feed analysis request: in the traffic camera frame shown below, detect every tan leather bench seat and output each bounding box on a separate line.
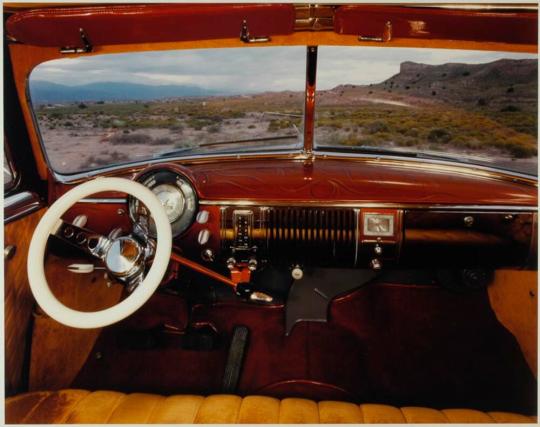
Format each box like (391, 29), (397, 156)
(5, 389), (537, 424)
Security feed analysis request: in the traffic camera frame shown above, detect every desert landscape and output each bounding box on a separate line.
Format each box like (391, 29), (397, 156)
(32, 58), (537, 175)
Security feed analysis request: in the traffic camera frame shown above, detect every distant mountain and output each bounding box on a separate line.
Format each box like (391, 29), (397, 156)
(30, 81), (229, 104)
(373, 58), (537, 110)
(323, 59), (537, 112)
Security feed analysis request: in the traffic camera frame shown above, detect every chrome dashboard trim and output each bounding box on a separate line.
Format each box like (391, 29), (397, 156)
(199, 200), (538, 212)
(353, 208), (360, 267)
(79, 198), (127, 204)
(4, 191), (43, 224)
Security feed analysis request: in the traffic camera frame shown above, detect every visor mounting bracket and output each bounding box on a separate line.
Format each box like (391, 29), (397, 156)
(240, 20), (270, 44)
(60, 28), (93, 54)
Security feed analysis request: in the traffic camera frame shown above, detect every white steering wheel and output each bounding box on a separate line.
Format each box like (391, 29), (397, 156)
(27, 177), (172, 329)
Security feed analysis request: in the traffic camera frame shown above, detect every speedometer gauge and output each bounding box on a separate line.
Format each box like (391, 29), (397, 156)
(153, 184), (185, 223)
(128, 169), (198, 238)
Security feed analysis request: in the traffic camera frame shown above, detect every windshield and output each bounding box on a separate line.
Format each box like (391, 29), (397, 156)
(30, 45), (537, 176)
(29, 47), (306, 174)
(315, 46), (538, 175)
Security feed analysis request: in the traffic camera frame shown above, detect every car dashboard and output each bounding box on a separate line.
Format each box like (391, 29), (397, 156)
(56, 156), (537, 287)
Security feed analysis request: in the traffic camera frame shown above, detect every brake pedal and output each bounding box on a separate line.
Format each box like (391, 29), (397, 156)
(222, 325), (249, 393)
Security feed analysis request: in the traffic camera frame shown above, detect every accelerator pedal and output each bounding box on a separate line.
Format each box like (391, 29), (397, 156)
(222, 325), (249, 393)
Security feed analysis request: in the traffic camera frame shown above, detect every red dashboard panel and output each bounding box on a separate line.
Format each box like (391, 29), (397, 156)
(334, 5), (538, 45)
(6, 4), (295, 48)
(54, 158), (537, 206)
(186, 159), (537, 206)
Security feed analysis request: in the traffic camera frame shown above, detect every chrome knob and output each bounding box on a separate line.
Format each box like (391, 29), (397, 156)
(201, 249), (215, 262)
(370, 258), (382, 270)
(374, 244), (383, 255)
(226, 257), (236, 270)
(196, 210), (209, 224)
(248, 257), (258, 271)
(72, 214), (88, 228)
(291, 265), (303, 280)
(464, 216), (474, 227)
(197, 229), (210, 245)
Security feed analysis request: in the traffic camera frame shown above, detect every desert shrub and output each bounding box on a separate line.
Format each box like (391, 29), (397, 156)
(64, 121), (73, 127)
(477, 98), (487, 106)
(247, 124), (256, 129)
(78, 103), (87, 109)
(427, 128), (452, 144)
(268, 119), (295, 132)
(405, 127), (419, 137)
(364, 120), (389, 134)
(186, 118), (214, 130)
(110, 151), (129, 161)
(500, 105), (520, 112)
(170, 125), (184, 134)
(207, 124), (221, 133)
(151, 137), (173, 145)
(508, 144), (536, 158)
(96, 101), (105, 104)
(462, 71), (470, 76)
(110, 133), (152, 145)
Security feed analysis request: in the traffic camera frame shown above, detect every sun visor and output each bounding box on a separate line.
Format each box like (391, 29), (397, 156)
(334, 5), (537, 45)
(6, 4), (295, 48)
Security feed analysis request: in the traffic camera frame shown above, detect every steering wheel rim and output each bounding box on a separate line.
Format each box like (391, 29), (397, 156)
(27, 177), (172, 329)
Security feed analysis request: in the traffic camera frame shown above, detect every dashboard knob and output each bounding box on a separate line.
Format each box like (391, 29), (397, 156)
(374, 244), (383, 255)
(196, 210), (209, 224)
(370, 258), (382, 270)
(464, 216), (474, 227)
(291, 265), (303, 280)
(197, 229), (210, 245)
(201, 249), (215, 262)
(72, 214), (88, 228)
(248, 257), (258, 271)
(226, 257), (236, 270)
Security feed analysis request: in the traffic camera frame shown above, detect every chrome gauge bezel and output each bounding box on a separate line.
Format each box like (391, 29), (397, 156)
(128, 170), (198, 238)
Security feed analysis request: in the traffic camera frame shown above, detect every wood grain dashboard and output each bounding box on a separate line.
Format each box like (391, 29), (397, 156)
(57, 157), (537, 271)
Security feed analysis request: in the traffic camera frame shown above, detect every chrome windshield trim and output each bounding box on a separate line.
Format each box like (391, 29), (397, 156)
(199, 200), (538, 211)
(49, 150), (537, 186)
(314, 151), (538, 185)
(50, 150), (305, 184)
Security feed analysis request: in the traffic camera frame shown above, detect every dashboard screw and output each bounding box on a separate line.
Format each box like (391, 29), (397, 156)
(464, 216), (474, 227)
(117, 208), (125, 215)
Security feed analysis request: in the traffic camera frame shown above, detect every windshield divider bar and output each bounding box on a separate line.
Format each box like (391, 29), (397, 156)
(303, 45), (318, 156)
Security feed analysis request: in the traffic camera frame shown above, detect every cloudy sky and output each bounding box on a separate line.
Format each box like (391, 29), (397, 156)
(31, 46), (537, 92)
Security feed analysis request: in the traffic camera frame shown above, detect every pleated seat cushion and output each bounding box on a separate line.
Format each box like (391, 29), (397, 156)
(5, 389), (537, 424)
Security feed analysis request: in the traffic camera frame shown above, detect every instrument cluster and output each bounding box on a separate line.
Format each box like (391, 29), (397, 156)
(128, 169), (198, 238)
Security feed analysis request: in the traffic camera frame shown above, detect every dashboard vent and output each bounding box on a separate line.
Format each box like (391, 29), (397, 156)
(266, 207), (357, 265)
